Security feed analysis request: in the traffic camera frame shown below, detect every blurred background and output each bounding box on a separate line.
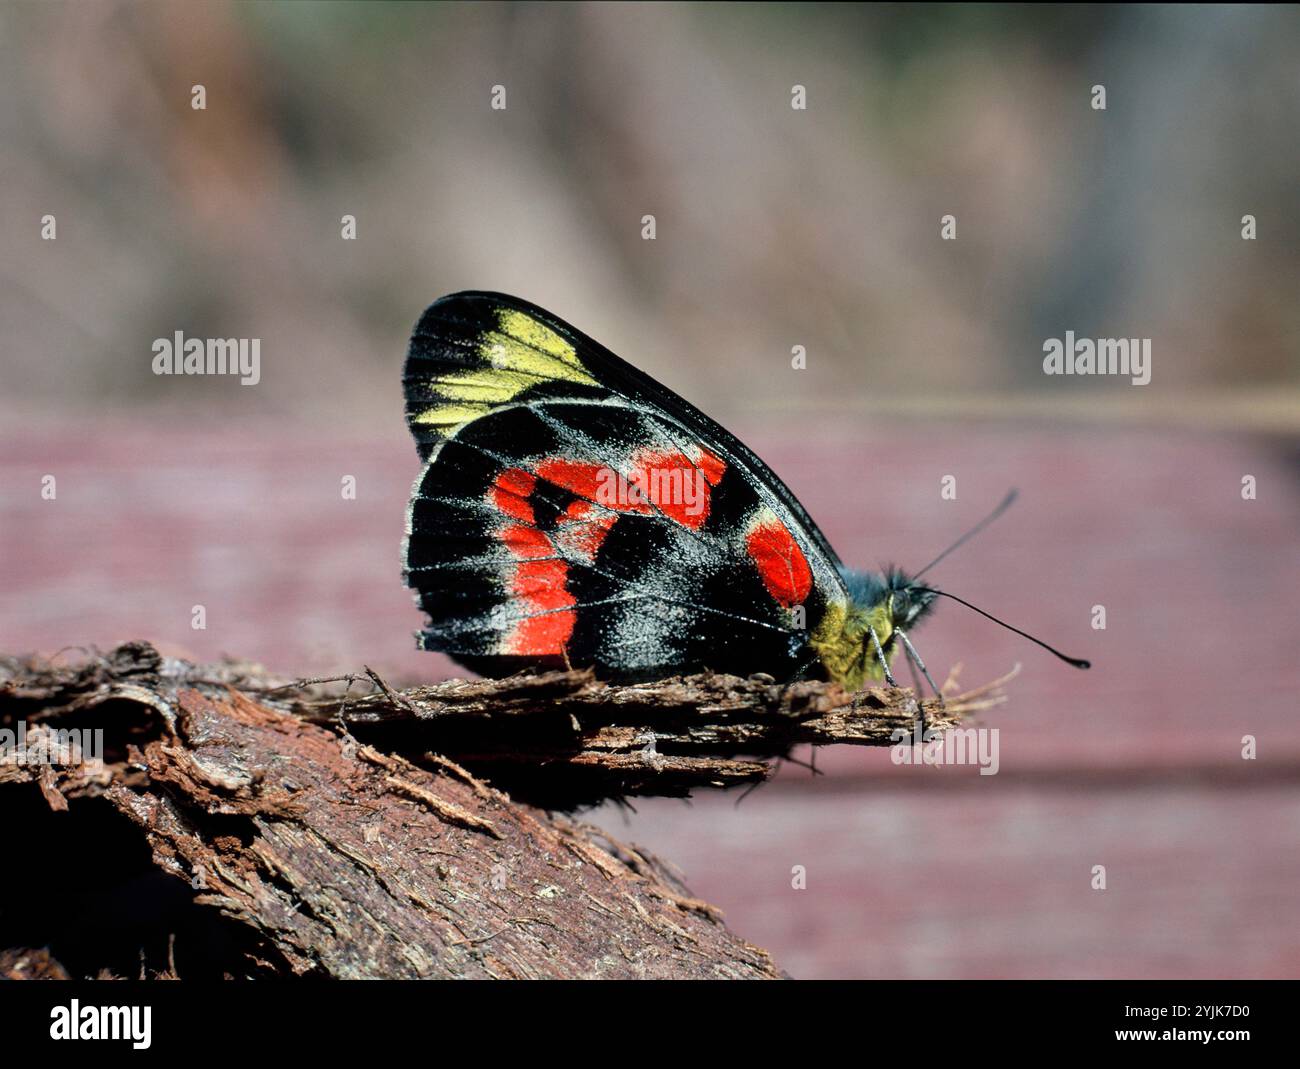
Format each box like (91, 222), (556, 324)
(2, 2), (1298, 978)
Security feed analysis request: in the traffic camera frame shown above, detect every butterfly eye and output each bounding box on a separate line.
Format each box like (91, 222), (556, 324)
(891, 592), (910, 619)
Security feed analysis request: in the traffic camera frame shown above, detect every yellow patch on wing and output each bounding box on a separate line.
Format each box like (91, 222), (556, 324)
(414, 306), (597, 432)
(500, 309), (582, 362)
(482, 309), (596, 384)
(411, 403), (493, 427)
(433, 367), (541, 403)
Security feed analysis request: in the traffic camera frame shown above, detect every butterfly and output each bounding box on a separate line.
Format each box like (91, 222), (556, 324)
(401, 292), (1088, 697)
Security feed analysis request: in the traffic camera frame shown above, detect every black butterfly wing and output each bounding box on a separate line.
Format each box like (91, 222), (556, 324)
(402, 292), (850, 679)
(405, 292), (845, 567)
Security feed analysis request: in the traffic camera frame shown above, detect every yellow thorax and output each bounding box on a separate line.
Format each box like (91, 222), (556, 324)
(809, 600), (894, 690)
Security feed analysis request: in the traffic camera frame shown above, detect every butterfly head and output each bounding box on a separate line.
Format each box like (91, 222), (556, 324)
(883, 568), (939, 631)
(838, 567), (938, 633)
(821, 560), (1090, 691)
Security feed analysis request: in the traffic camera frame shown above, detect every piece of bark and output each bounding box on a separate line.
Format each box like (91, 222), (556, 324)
(3, 640), (1000, 805)
(0, 947), (71, 980)
(0, 645), (784, 978)
(294, 664), (1003, 805)
(0, 642), (1006, 979)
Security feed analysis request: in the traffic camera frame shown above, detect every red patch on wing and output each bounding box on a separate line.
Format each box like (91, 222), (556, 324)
(555, 499), (619, 560)
(695, 446), (726, 487)
(534, 458), (609, 503)
(488, 469), (537, 523)
(486, 446), (730, 655)
(498, 522), (551, 560)
(507, 556), (575, 654)
(490, 472), (576, 655)
(745, 515), (812, 607)
(626, 448), (721, 530)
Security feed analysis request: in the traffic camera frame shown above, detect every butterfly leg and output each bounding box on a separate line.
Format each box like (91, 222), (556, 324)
(780, 653), (820, 688)
(854, 625), (901, 716)
(849, 626), (895, 731)
(867, 626), (898, 688)
(900, 650), (931, 742)
(896, 627), (943, 742)
(895, 628), (942, 705)
(903, 644), (925, 701)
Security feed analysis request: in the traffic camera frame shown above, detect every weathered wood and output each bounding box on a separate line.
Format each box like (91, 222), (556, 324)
(0, 644), (789, 978)
(294, 660), (1001, 804)
(5, 641), (999, 804)
(0, 642), (1005, 979)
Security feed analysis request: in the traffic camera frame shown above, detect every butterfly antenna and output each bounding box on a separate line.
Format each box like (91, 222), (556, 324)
(915, 488), (1019, 578)
(922, 589), (1091, 669)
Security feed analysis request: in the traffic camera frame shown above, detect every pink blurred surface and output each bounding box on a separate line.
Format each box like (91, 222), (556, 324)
(3, 413), (1298, 977)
